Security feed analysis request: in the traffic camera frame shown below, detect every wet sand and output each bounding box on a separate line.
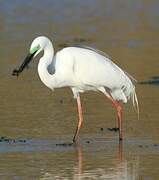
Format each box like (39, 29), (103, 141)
(0, 0), (159, 179)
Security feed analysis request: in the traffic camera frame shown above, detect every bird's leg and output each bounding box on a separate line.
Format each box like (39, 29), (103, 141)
(116, 103), (123, 141)
(73, 95), (83, 143)
(106, 96), (123, 141)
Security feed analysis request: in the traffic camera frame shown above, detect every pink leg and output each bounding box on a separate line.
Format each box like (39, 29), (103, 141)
(73, 95), (83, 142)
(106, 96), (123, 141)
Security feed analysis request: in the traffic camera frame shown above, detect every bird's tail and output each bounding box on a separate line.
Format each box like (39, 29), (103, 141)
(132, 89), (139, 120)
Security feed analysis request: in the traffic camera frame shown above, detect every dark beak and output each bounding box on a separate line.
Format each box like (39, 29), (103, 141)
(12, 51), (37, 76)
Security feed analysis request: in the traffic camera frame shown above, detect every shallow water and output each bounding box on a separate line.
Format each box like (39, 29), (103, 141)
(0, 0), (159, 179)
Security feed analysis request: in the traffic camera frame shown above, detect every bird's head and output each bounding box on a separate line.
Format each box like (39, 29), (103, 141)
(12, 36), (49, 76)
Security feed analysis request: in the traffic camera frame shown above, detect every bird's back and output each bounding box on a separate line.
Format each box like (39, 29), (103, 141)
(55, 46), (136, 104)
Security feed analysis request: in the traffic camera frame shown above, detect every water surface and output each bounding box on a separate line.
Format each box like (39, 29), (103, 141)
(0, 0), (159, 179)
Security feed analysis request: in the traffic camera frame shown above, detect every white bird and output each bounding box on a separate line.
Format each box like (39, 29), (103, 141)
(12, 36), (139, 142)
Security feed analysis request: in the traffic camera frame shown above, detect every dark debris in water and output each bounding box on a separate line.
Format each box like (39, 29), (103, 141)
(56, 140), (92, 146)
(138, 145), (143, 148)
(138, 144), (159, 148)
(100, 127), (119, 132)
(56, 142), (73, 147)
(139, 76), (159, 85)
(58, 37), (92, 49)
(73, 37), (91, 43)
(58, 43), (69, 48)
(153, 144), (159, 147)
(0, 136), (27, 143)
(59, 99), (64, 104)
(107, 127), (119, 132)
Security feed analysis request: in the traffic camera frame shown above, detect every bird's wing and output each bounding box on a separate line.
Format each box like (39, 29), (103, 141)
(73, 45), (112, 60)
(74, 46), (137, 80)
(75, 45), (137, 83)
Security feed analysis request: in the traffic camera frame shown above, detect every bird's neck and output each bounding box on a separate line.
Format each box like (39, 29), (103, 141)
(38, 42), (57, 90)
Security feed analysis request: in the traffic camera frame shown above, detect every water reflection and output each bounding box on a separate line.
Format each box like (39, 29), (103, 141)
(74, 142), (140, 180)
(40, 142), (139, 180)
(75, 144), (83, 177)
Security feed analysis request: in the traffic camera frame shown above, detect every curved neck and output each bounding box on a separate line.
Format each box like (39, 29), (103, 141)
(38, 41), (56, 90)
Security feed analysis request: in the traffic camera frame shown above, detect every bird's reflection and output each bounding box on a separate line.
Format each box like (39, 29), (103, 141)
(75, 143), (83, 176)
(118, 141), (123, 162)
(74, 141), (139, 180)
(40, 141), (139, 180)
(74, 142), (124, 179)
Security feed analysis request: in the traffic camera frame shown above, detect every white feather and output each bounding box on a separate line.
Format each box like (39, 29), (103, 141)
(32, 36), (139, 114)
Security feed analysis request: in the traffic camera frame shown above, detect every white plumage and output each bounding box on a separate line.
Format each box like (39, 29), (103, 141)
(13, 36), (139, 142)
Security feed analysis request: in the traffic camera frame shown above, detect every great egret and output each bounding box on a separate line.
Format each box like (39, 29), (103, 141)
(12, 36), (139, 142)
